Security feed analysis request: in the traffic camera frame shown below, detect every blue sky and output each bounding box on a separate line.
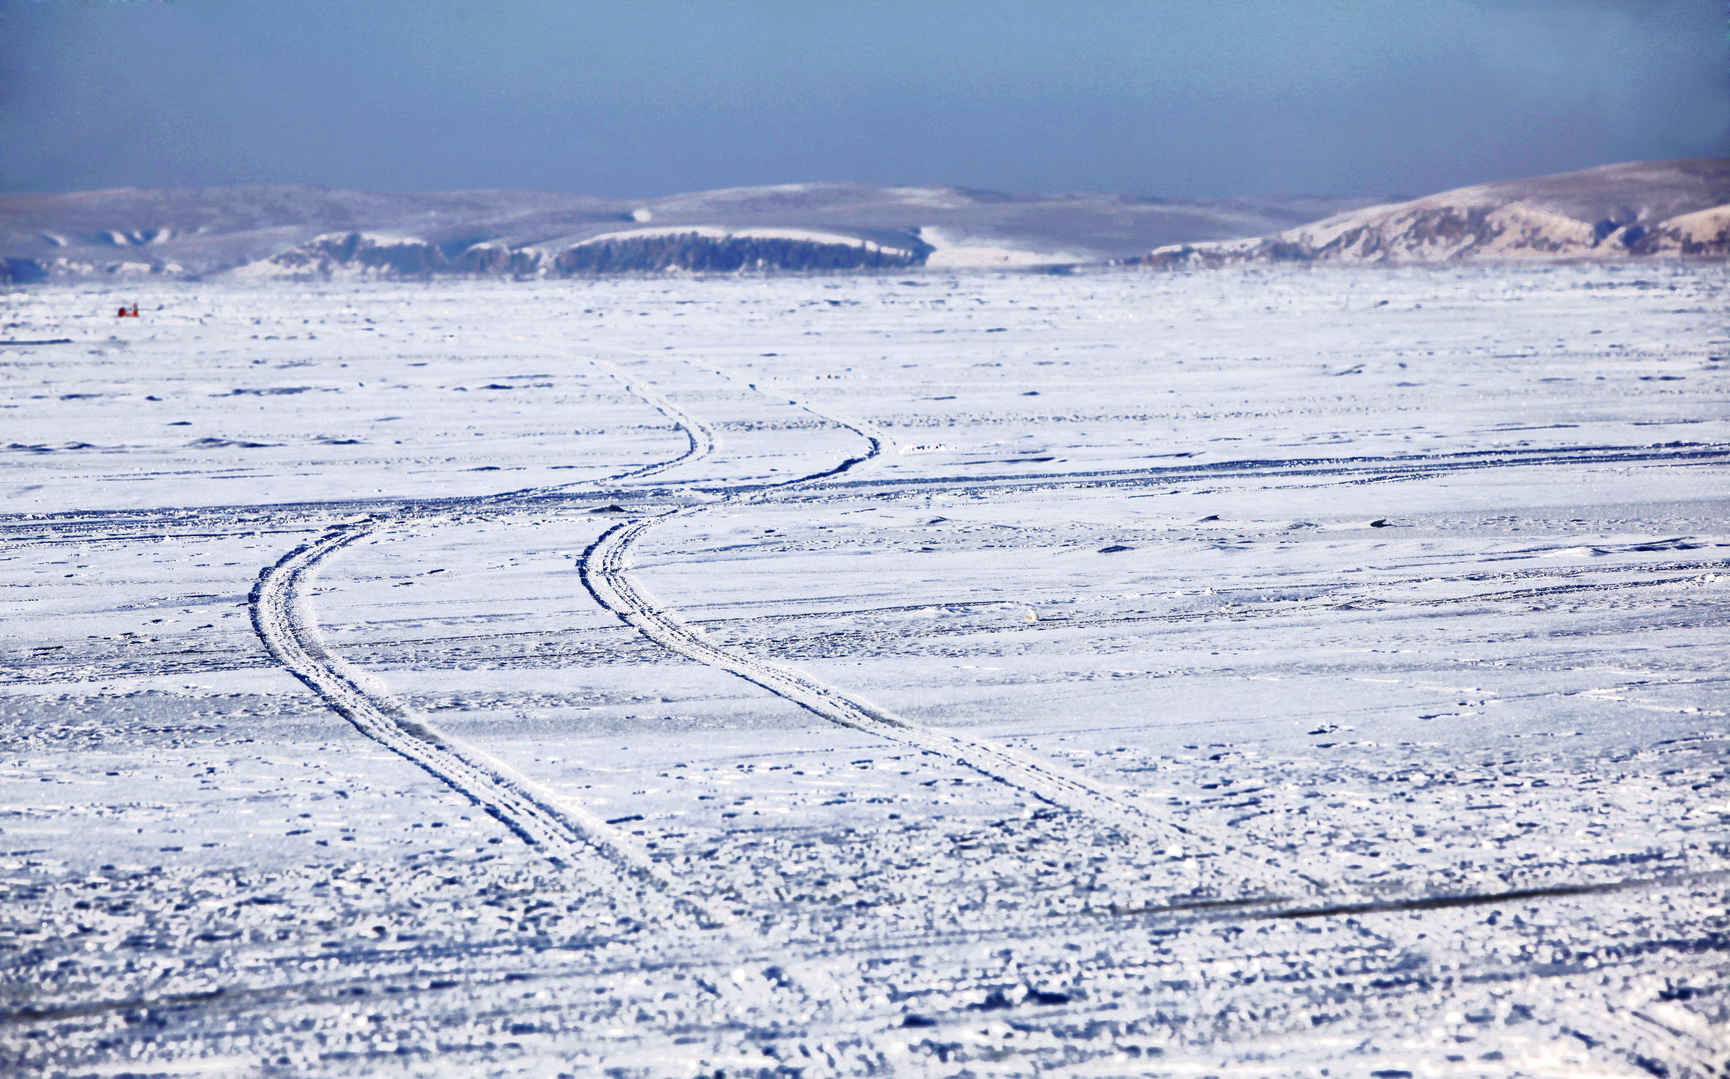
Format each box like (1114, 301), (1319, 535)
(3, 0), (1725, 197)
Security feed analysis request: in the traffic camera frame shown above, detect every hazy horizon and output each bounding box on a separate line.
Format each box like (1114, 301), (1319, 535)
(4, 1), (1726, 201)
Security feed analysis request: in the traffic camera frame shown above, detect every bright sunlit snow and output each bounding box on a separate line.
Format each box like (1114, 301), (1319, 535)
(2, 265), (1728, 1075)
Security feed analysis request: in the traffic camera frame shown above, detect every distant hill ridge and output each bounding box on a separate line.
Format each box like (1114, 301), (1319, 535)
(1136, 159), (1730, 267)
(2, 162), (1723, 283)
(0, 182), (1373, 282)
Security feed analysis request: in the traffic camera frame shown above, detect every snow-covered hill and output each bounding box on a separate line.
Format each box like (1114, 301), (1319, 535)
(16, 163), (1718, 283)
(1140, 159), (1730, 267)
(0, 182), (1374, 282)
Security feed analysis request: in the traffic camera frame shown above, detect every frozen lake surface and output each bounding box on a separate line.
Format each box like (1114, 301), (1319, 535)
(3, 266), (1728, 1075)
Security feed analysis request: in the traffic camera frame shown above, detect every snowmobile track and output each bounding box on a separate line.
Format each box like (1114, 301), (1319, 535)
(579, 381), (1319, 893)
(251, 525), (699, 903)
(247, 362), (725, 921)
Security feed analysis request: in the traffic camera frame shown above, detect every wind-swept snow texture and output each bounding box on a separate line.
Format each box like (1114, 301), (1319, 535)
(3, 268), (1729, 1075)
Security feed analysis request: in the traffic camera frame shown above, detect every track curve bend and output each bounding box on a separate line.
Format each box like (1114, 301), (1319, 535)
(248, 361), (724, 919)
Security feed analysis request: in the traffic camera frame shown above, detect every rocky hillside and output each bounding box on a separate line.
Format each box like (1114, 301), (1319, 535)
(227, 226), (930, 280)
(1138, 160), (1730, 267)
(0, 183), (1374, 283)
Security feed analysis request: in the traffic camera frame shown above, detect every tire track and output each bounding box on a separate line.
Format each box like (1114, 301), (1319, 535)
(11, 868), (1724, 1063)
(792, 441), (1730, 501)
(10, 441), (1719, 547)
(1560, 1003), (1730, 1079)
(584, 514), (1192, 843)
(578, 378), (1316, 893)
(471, 363), (716, 508)
(248, 362), (725, 922)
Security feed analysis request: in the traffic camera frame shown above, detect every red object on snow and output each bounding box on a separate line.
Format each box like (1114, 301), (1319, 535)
(115, 304), (140, 318)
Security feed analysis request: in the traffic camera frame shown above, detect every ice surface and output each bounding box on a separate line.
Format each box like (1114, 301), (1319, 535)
(2, 265), (1728, 1075)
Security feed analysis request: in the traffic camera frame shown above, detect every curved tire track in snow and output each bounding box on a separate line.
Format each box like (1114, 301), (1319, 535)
(248, 362), (724, 920)
(251, 527), (690, 894)
(473, 363), (716, 508)
(584, 514), (1194, 842)
(579, 383), (1313, 892)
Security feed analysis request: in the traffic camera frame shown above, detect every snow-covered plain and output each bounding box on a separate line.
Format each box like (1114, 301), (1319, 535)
(2, 266), (1728, 1076)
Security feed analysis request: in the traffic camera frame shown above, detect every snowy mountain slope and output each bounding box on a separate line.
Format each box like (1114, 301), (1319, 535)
(1140, 159), (1730, 266)
(0, 186), (620, 283)
(0, 182), (1374, 281)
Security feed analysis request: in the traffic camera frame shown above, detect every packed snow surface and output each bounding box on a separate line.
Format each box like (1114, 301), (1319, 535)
(2, 266), (1729, 1076)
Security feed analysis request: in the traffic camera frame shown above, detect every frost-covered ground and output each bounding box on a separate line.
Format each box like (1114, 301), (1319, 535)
(2, 267), (1728, 1077)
